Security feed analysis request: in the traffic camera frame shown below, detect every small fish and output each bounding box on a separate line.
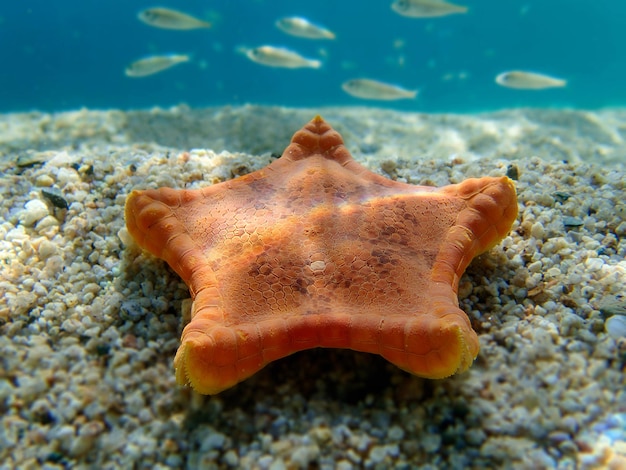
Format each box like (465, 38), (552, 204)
(495, 71), (567, 90)
(138, 7), (211, 30)
(125, 54), (190, 77)
(243, 46), (321, 69)
(275, 17), (335, 40)
(342, 79), (417, 100)
(391, 0), (468, 18)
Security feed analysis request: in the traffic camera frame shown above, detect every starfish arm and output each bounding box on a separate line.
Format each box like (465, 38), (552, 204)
(432, 176), (518, 291)
(125, 188), (219, 296)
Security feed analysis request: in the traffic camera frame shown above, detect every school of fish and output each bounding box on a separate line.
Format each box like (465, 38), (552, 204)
(126, 3), (568, 100)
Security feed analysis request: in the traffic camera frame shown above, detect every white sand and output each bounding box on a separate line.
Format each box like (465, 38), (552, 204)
(0, 105), (625, 468)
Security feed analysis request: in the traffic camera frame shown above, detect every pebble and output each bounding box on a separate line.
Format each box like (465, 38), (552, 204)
(56, 167), (81, 185)
(545, 267), (561, 278)
(290, 445), (320, 468)
(368, 444), (399, 464)
(119, 300), (147, 321)
(222, 450), (239, 467)
(606, 315), (626, 340)
(38, 239), (58, 259)
(336, 460), (354, 470)
(422, 433), (441, 453)
(201, 432), (226, 451)
(36, 215), (60, 232)
(584, 257), (604, 272)
(35, 174), (55, 187)
(563, 216), (584, 227)
(530, 222), (545, 239)
(387, 425), (405, 441)
(19, 199), (49, 226)
(258, 455), (274, 469)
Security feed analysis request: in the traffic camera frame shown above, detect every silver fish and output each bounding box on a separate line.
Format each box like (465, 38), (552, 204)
(275, 17), (335, 40)
(138, 7), (211, 30)
(391, 0), (468, 18)
(495, 71), (566, 90)
(243, 46), (321, 69)
(342, 79), (417, 100)
(125, 54), (190, 77)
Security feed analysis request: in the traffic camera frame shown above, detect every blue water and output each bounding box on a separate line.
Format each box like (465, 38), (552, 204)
(1, 0), (624, 113)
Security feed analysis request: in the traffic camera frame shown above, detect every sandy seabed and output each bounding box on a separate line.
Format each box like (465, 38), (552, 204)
(0, 105), (625, 469)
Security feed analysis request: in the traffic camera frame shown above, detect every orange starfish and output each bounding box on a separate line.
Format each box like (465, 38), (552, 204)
(125, 116), (518, 395)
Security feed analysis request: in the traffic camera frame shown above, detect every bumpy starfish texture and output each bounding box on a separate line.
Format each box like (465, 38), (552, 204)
(125, 116), (518, 395)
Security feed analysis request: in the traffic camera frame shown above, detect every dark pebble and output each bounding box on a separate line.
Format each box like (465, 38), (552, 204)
(120, 300), (148, 321)
(16, 151), (48, 168)
(41, 187), (69, 209)
(505, 164), (519, 180)
(552, 191), (572, 203)
(46, 452), (65, 464)
(95, 343), (111, 356)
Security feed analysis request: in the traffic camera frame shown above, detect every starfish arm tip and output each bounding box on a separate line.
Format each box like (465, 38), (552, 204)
(175, 333), (238, 395)
(176, 320), (270, 395)
(408, 314), (479, 378)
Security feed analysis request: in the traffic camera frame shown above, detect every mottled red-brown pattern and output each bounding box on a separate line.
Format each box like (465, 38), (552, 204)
(125, 116), (518, 395)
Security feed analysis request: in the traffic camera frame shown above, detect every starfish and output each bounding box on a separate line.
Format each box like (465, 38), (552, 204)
(125, 115), (518, 395)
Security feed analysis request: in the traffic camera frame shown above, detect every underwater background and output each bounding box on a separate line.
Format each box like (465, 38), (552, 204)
(2, 0), (626, 113)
